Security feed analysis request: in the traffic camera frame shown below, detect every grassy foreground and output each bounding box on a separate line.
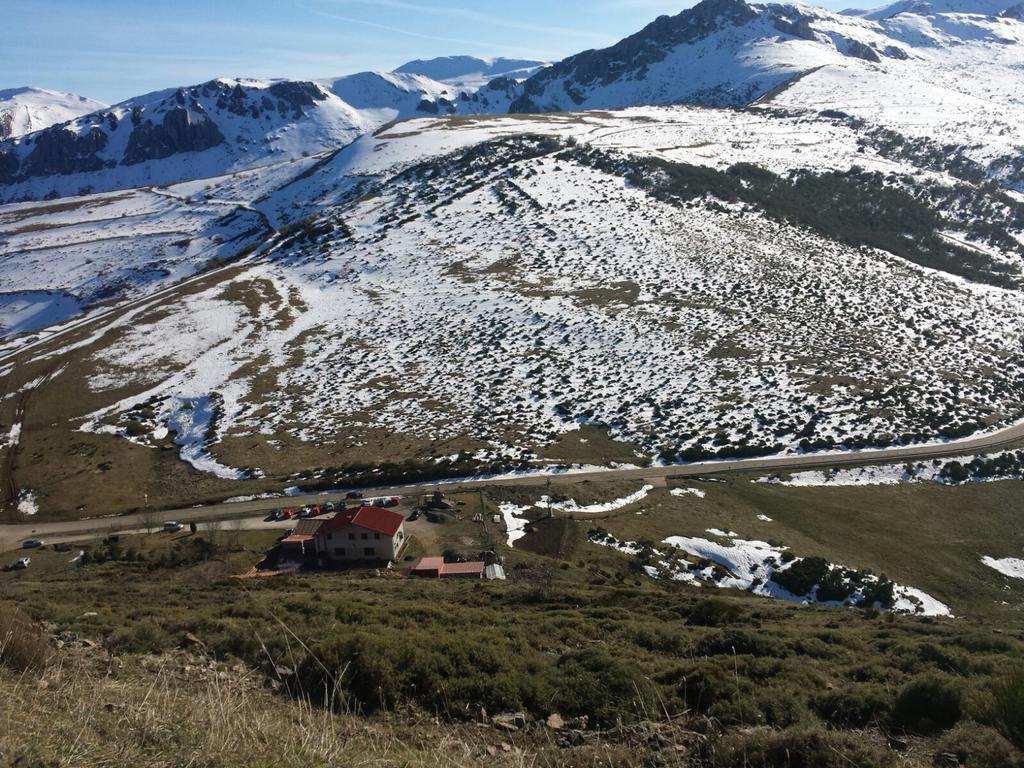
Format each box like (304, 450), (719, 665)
(2, 480), (1024, 766)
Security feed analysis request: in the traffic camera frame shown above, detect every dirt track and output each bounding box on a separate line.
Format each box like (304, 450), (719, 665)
(3, 416), (1023, 547)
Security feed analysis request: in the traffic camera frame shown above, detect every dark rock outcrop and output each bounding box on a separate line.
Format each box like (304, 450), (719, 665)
(0, 149), (18, 182)
(771, 8), (819, 41)
(268, 81), (327, 109)
(845, 39), (883, 62)
(21, 126), (108, 177)
(0, 111), (13, 141)
(123, 106), (225, 166)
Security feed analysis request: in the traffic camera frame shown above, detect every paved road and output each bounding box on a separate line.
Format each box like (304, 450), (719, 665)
(3, 417), (1022, 549)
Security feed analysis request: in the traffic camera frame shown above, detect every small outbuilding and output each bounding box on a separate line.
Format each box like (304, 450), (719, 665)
(412, 557), (485, 579)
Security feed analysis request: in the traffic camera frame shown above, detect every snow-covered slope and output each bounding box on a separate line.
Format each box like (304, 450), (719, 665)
(513, 0), (1024, 112)
(850, 0), (1022, 19)
(0, 87), (107, 140)
(322, 68), (524, 121)
(395, 56), (547, 87)
(0, 79), (377, 203)
(0, 66), (534, 203)
(510, 0), (1024, 184)
(6, 108), (1024, 493)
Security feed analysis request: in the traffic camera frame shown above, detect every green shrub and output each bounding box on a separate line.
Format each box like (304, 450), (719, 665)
(549, 649), (654, 726)
(105, 617), (173, 654)
(992, 669), (1024, 749)
(812, 684), (893, 727)
(711, 725), (896, 768)
(892, 675), (963, 733)
(687, 598), (743, 627)
(938, 722), (1022, 768)
(697, 629), (789, 658)
(772, 558), (829, 597)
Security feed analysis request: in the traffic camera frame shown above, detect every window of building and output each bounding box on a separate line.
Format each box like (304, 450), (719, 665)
(348, 533), (355, 541)
(335, 548), (345, 556)
(374, 533), (380, 540)
(363, 547), (374, 557)
(361, 533), (368, 540)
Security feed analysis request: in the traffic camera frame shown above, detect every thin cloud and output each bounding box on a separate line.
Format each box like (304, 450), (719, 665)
(320, 0), (607, 42)
(308, 7), (561, 60)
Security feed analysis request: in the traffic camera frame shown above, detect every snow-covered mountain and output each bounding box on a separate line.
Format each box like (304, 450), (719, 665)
(322, 67), (525, 120)
(0, 79), (376, 202)
(0, 61), (544, 203)
(849, 0), (1022, 19)
(395, 56), (548, 88)
(510, 0), (1024, 164)
(0, 87), (107, 140)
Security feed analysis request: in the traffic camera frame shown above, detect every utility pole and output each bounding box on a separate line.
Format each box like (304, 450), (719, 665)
(546, 476), (553, 519)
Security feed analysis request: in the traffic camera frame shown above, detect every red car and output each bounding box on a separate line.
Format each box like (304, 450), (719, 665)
(282, 508), (297, 519)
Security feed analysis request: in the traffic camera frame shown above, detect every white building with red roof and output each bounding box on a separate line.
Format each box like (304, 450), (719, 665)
(314, 505), (407, 565)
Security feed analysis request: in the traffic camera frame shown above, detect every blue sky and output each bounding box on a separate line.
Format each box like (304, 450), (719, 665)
(6, 0), (870, 103)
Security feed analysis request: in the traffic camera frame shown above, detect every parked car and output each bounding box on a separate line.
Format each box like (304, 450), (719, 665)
(308, 505), (322, 517)
(345, 491), (362, 500)
(323, 502), (336, 514)
(3, 557), (30, 571)
(406, 510), (421, 522)
(21, 539), (44, 549)
(282, 508), (297, 519)
(295, 507), (310, 519)
(162, 521), (184, 533)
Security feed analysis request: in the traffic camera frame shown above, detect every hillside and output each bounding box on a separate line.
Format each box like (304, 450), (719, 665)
(0, 87), (107, 140)
(0, 64), (539, 204)
(395, 55), (548, 87)
(511, 0), (1024, 186)
(2, 106), (1024, 517)
(3, 477), (1024, 767)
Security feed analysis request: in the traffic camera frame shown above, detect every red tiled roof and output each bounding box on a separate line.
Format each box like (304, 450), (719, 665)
(441, 561), (485, 576)
(413, 557), (445, 572)
(318, 506), (404, 537)
(412, 558), (485, 577)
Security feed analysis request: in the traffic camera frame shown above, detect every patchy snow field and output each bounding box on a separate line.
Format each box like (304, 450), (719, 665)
(592, 530), (952, 616)
(758, 451), (1024, 486)
(3, 104), (1024, 481)
(544, 485), (654, 515)
(982, 556), (1024, 580)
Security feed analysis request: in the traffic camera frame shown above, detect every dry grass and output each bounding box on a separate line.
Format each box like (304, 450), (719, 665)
(0, 650), (541, 768)
(0, 605), (51, 673)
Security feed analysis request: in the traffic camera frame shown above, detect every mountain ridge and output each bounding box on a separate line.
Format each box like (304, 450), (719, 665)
(0, 87), (107, 141)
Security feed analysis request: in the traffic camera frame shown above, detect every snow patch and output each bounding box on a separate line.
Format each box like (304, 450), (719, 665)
(545, 484), (654, 514)
(499, 502), (532, 547)
(671, 487), (706, 498)
(16, 489), (38, 516)
(166, 396), (248, 481)
(982, 556), (1024, 580)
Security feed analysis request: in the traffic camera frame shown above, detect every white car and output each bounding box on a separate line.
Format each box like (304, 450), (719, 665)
(3, 557), (30, 571)
(162, 521), (184, 533)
